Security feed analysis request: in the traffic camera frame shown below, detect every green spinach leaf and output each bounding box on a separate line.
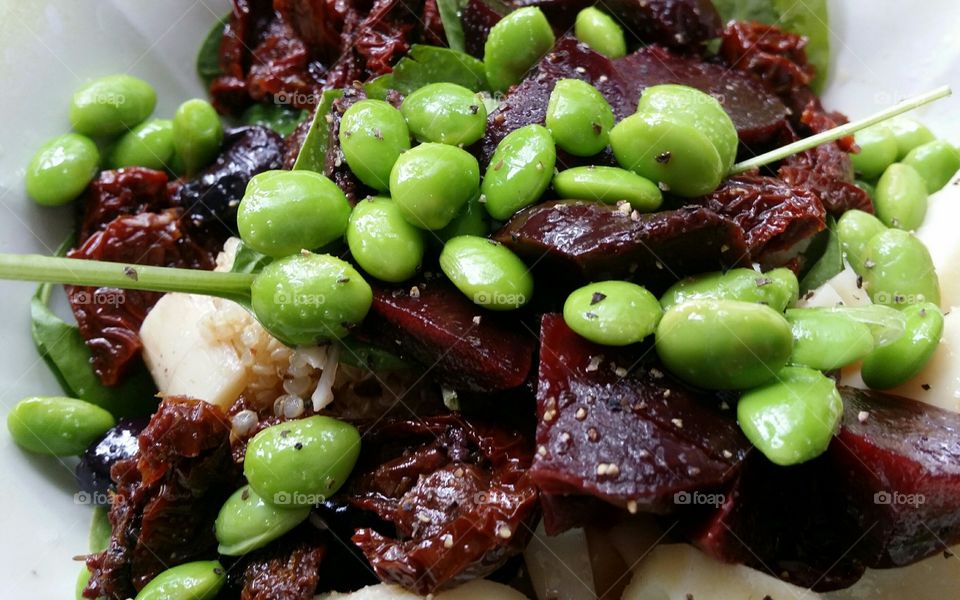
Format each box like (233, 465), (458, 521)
(437, 0), (470, 53)
(242, 103), (310, 137)
(365, 45), (488, 99)
(197, 14), (230, 86)
(229, 241), (273, 275)
(292, 89), (344, 173)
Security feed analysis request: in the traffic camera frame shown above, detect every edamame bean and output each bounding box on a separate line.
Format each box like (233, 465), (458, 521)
(736, 366), (843, 466)
(854, 179), (875, 201)
(390, 143), (480, 229)
(483, 7), (555, 92)
(7, 396), (115, 456)
(861, 302), (944, 389)
(553, 166), (662, 212)
(70, 74), (157, 136)
(215, 485), (311, 556)
(75, 568), (91, 600)
(862, 228), (940, 308)
(574, 7), (627, 59)
(902, 140), (960, 192)
(89, 507), (112, 552)
(655, 299), (793, 390)
(563, 281), (662, 346)
(238, 170), (351, 258)
(250, 252), (372, 344)
(659, 267), (799, 313)
(546, 79), (614, 157)
(400, 83), (487, 146)
(437, 194), (491, 242)
(785, 308), (875, 371)
(850, 125), (897, 180)
(837, 209), (886, 273)
(173, 99), (224, 176)
(134, 560), (225, 600)
(340, 99), (411, 190)
(244, 416), (361, 506)
(346, 196), (425, 282)
(886, 117), (935, 160)
(874, 163), (928, 230)
(481, 124), (556, 220)
(639, 84), (737, 170)
(837, 304), (907, 348)
(439, 235), (533, 310)
(25, 134), (100, 206)
(108, 119), (175, 170)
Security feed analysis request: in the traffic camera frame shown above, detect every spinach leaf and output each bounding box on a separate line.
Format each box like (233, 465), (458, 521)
(293, 89), (344, 173)
(365, 45), (488, 99)
(229, 241), (273, 275)
(437, 0), (470, 53)
(197, 14), (230, 86)
(799, 216), (843, 294)
(241, 103), (310, 137)
(712, 0), (779, 23)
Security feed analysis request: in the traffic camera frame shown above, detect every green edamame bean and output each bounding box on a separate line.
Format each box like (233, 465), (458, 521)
(244, 416), (361, 506)
(655, 299), (793, 390)
(108, 119), (175, 170)
(70, 74), (157, 136)
(640, 84), (738, 170)
(437, 194), (491, 242)
(483, 7), (555, 92)
(238, 170), (350, 258)
(874, 163), (928, 230)
(75, 568), (90, 600)
(736, 366), (843, 466)
(850, 125), (897, 180)
(837, 209), (886, 273)
(6, 396), (115, 456)
(574, 7), (627, 59)
(390, 143), (480, 229)
(659, 267), (799, 313)
(553, 166), (662, 212)
(215, 485), (311, 556)
(25, 133), (100, 206)
(439, 235), (533, 310)
(563, 281), (662, 346)
(903, 140), (960, 192)
(861, 302), (944, 389)
(862, 228), (940, 308)
(481, 124), (556, 220)
(347, 196), (425, 282)
(837, 304), (907, 348)
(173, 99), (224, 176)
(785, 308), (875, 371)
(341, 99), (411, 190)
(854, 179), (876, 201)
(89, 507), (112, 552)
(250, 252), (372, 344)
(134, 560), (225, 600)
(546, 79), (614, 157)
(886, 117), (936, 160)
(401, 83), (487, 146)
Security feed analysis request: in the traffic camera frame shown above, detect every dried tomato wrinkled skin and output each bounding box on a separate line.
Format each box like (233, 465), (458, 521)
(237, 528), (328, 600)
(347, 414), (539, 594)
(83, 397), (240, 599)
(720, 21), (814, 97)
(77, 167), (173, 243)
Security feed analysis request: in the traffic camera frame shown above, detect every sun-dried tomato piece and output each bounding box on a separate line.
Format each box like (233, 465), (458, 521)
(720, 21), (814, 97)
(247, 17), (326, 109)
(238, 528), (327, 600)
(77, 167), (174, 243)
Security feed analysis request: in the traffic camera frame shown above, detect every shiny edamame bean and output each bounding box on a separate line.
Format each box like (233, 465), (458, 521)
(862, 228), (940, 308)
(215, 485), (311, 556)
(437, 194), (491, 242)
(250, 252), (373, 344)
(25, 133), (100, 206)
(563, 281), (662, 346)
(347, 196), (425, 282)
(108, 119), (175, 170)
(785, 308), (875, 371)
(244, 416), (361, 506)
(545, 79), (614, 157)
(655, 299), (793, 390)
(483, 7), (555, 92)
(6, 396), (115, 456)
(902, 140), (960, 192)
(134, 560), (226, 600)
(574, 7), (627, 59)
(854, 179), (876, 202)
(401, 83), (487, 146)
(481, 124), (556, 220)
(861, 302), (944, 389)
(439, 235), (533, 310)
(874, 163), (928, 230)
(736, 366), (843, 466)
(70, 74), (157, 136)
(238, 170), (351, 258)
(837, 209), (886, 273)
(850, 125), (897, 180)
(886, 117), (936, 160)
(659, 267), (798, 313)
(553, 166), (662, 212)
(390, 143), (480, 230)
(341, 99), (411, 190)
(173, 99), (224, 176)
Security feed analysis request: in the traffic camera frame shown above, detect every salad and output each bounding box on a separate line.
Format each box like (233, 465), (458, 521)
(3, 0), (960, 598)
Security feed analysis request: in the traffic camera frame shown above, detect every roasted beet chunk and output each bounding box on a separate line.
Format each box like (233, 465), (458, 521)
(461, 0), (508, 57)
(606, 0), (721, 53)
(347, 415), (539, 594)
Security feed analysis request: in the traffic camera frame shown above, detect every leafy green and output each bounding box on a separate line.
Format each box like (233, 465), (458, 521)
(229, 241), (273, 275)
(292, 89), (344, 173)
(337, 338), (411, 372)
(241, 103), (310, 137)
(196, 14), (230, 86)
(712, 0), (779, 23)
(799, 216), (843, 294)
(437, 0), (470, 53)
(365, 45), (488, 99)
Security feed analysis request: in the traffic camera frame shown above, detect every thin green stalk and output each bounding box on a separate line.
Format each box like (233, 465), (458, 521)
(730, 86), (952, 174)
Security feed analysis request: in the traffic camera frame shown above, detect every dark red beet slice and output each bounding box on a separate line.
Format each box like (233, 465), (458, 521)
(530, 315), (749, 528)
(461, 0), (508, 58)
(493, 200), (748, 291)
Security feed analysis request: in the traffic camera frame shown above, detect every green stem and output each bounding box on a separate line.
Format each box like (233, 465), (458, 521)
(730, 86), (952, 175)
